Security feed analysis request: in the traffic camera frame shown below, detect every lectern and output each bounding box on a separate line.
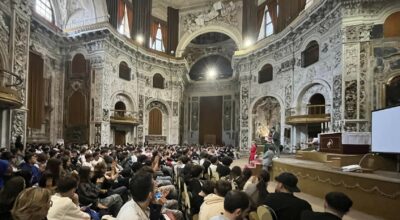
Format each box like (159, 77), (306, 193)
(319, 132), (370, 154)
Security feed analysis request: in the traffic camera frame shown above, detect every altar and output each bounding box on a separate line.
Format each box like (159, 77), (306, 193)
(319, 132), (371, 154)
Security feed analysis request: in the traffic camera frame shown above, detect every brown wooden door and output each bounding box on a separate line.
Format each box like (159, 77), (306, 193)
(115, 131), (126, 145)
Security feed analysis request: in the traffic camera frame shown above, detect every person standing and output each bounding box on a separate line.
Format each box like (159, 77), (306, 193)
(271, 127), (281, 157)
(249, 142), (257, 162)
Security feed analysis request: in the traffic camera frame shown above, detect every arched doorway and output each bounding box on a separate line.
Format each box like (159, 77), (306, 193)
(252, 96), (281, 142)
(113, 101), (127, 146)
(386, 75), (400, 107)
(307, 93), (326, 138)
(148, 108), (162, 135)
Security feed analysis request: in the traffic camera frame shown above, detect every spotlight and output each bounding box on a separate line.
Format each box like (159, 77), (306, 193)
(136, 35), (144, 45)
(206, 67), (217, 80)
(244, 38), (254, 48)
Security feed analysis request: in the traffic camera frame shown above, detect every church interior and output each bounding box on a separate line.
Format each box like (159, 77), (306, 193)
(0, 0), (400, 220)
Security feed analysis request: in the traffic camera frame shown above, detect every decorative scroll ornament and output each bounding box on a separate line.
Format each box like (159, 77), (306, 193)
(181, 1), (240, 33)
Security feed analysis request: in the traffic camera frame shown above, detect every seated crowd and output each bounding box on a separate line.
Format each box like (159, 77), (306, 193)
(0, 142), (353, 220)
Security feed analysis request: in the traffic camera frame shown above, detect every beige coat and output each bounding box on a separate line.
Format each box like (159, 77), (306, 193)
(47, 194), (90, 220)
(198, 194), (225, 220)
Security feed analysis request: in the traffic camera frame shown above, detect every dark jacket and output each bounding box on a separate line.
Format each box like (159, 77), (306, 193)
(261, 192), (312, 220)
(216, 164), (230, 178)
(301, 211), (342, 220)
(187, 178), (204, 214)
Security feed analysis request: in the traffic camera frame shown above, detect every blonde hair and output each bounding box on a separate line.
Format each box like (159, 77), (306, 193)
(11, 187), (52, 220)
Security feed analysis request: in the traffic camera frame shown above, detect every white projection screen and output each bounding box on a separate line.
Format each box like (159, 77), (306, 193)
(372, 105), (400, 153)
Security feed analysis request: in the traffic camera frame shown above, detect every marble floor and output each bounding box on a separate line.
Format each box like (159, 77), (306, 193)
(231, 157), (384, 220)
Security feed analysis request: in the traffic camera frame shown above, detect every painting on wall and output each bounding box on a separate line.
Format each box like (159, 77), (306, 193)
(252, 96), (281, 140)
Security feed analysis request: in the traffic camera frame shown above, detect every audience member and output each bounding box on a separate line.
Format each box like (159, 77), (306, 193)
(47, 175), (90, 220)
(198, 180), (232, 220)
(77, 166), (123, 217)
(261, 172), (312, 220)
(11, 187), (52, 220)
(0, 176), (26, 220)
(244, 169), (270, 208)
(0, 159), (10, 188)
(210, 190), (250, 220)
(217, 156), (233, 178)
(117, 171), (155, 220)
(301, 192), (353, 220)
(20, 153), (41, 186)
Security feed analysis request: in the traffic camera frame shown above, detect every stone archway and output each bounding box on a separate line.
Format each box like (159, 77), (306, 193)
(144, 100), (170, 144)
(251, 96), (281, 141)
(176, 24), (242, 57)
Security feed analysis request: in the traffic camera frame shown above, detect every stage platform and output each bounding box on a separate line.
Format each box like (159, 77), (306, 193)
(271, 156), (400, 220)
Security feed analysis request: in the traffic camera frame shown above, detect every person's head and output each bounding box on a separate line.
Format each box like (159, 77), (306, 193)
(215, 180), (232, 197)
(57, 175), (78, 198)
(94, 162), (107, 175)
(61, 156), (71, 169)
(24, 153), (37, 165)
(210, 156), (218, 164)
(11, 187), (52, 220)
(179, 155), (190, 164)
(85, 153), (93, 162)
(190, 164), (203, 178)
(0, 176), (26, 206)
(324, 192), (353, 217)
(242, 168), (252, 181)
(221, 156), (233, 167)
(274, 172), (300, 193)
(129, 170), (155, 206)
(230, 166), (242, 178)
(79, 166), (92, 183)
(46, 158), (62, 178)
(223, 191), (250, 220)
(258, 170), (270, 183)
(200, 180), (216, 197)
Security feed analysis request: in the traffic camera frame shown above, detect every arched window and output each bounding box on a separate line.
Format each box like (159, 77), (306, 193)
(301, 41), (319, 68)
(35, 0), (54, 22)
(149, 108), (162, 135)
(153, 73), (164, 89)
(114, 101), (126, 117)
(71, 54), (87, 76)
(118, 5), (131, 38)
(308, 93), (325, 115)
(258, 5), (273, 40)
(151, 23), (165, 52)
(258, 64), (273, 84)
(384, 12), (400, 38)
(119, 61), (131, 81)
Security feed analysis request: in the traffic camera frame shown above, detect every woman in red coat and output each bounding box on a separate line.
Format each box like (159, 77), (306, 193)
(249, 142), (257, 161)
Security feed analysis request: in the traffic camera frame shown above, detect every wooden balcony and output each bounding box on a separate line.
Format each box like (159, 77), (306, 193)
(286, 104), (330, 125)
(110, 110), (139, 125)
(0, 69), (23, 109)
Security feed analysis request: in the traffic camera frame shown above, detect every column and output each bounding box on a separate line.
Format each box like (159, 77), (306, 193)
(9, 2), (31, 147)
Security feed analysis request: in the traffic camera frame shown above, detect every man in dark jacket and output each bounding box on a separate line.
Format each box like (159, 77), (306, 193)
(301, 192), (353, 220)
(261, 172), (312, 220)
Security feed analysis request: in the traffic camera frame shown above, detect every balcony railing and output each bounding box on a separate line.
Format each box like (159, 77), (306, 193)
(286, 104), (330, 125)
(110, 110), (139, 125)
(0, 69), (23, 109)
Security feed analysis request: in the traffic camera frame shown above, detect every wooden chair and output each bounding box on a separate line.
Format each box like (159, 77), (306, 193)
(249, 211), (260, 220)
(257, 205), (276, 220)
